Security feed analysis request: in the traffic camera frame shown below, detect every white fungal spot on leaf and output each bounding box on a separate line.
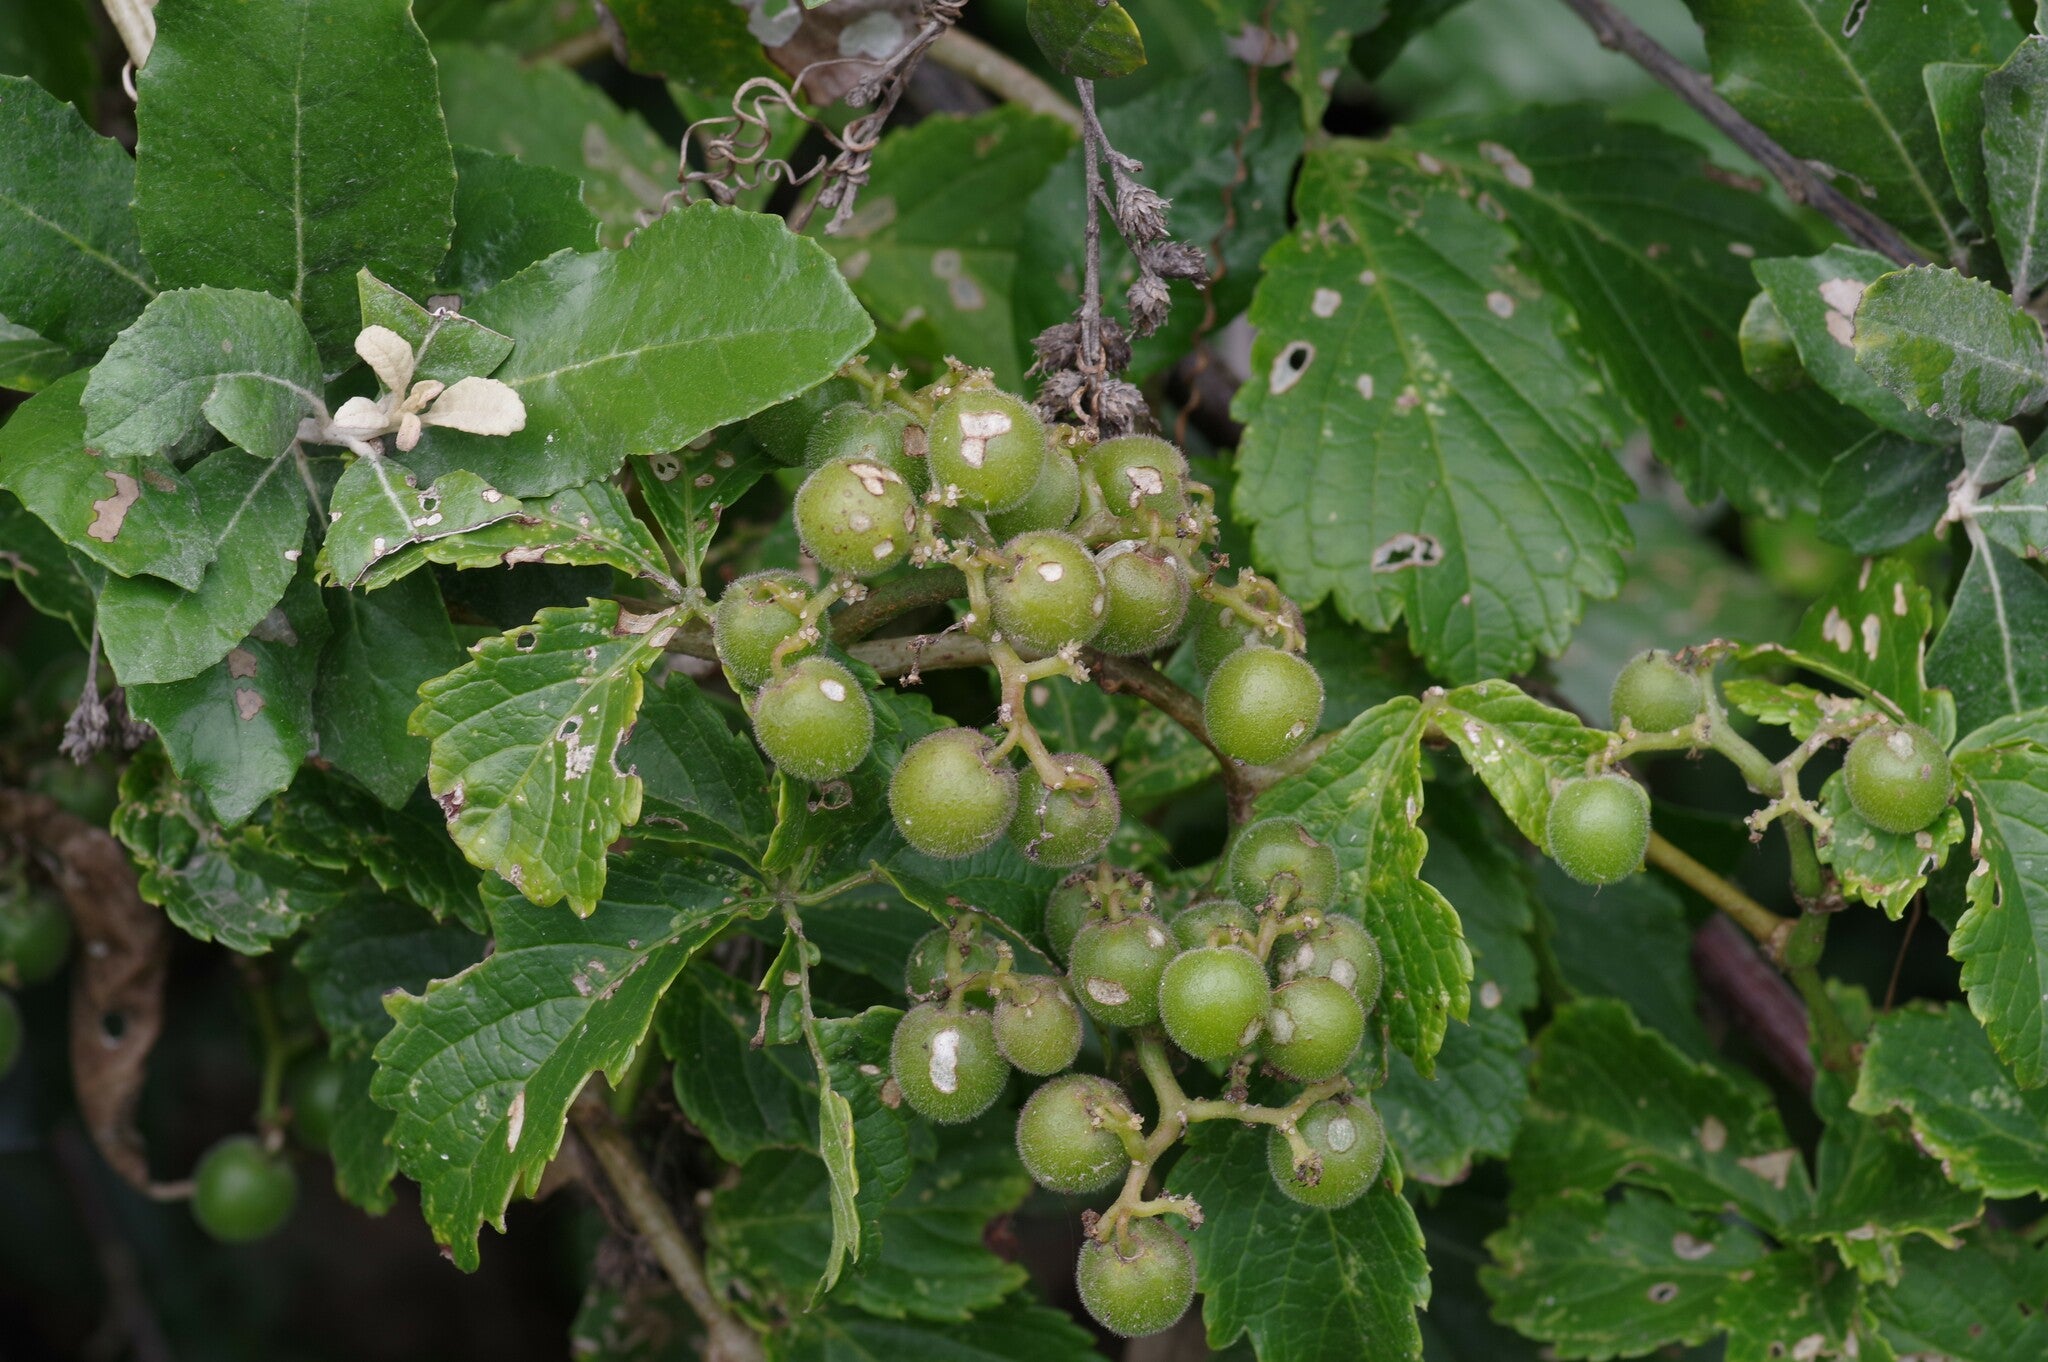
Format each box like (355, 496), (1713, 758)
(1311, 288), (1342, 317)
(1738, 1148), (1798, 1189)
(227, 648), (259, 680)
(1698, 1116), (1727, 1152)
(506, 1090), (526, 1150)
(1355, 374), (1375, 400)
(233, 688), (266, 721)
(1478, 141), (1533, 188)
(1647, 1282), (1680, 1305)
(1486, 291), (1515, 318)
(1671, 1232), (1715, 1261)
(1860, 613), (1881, 660)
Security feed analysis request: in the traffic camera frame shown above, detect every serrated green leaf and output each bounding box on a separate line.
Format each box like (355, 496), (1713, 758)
(356, 270), (513, 386)
(1234, 145), (1630, 681)
(328, 1054), (400, 1214)
(1855, 265), (2048, 423)
(411, 599), (676, 912)
(1720, 1249), (1882, 1362)
(318, 458), (526, 590)
(125, 562), (330, 825)
(634, 438), (773, 592)
(405, 204), (872, 498)
(1721, 679), (1879, 744)
(1985, 37), (2048, 300)
(1684, 0), (1992, 257)
(816, 1006), (927, 1261)
(815, 109), (1072, 391)
(1255, 697), (1472, 1071)
(1926, 61), (1995, 237)
(1027, 0), (1146, 79)
(870, 839), (1068, 948)
(82, 287), (323, 461)
(770, 1297), (1100, 1362)
(1869, 1229), (2048, 1361)
(1512, 1000), (1813, 1231)
(623, 676), (774, 864)
(1483, 1189), (1769, 1362)
(1949, 720), (2048, 1084)
(1387, 109), (1866, 515)
(1539, 863), (1713, 1061)
(1432, 680), (1605, 846)
(0, 315), (75, 393)
(1743, 557), (1948, 739)
(267, 768), (488, 932)
(135, 0), (455, 358)
(371, 854), (764, 1269)
(295, 894), (485, 1057)
(1377, 1004), (1527, 1186)
(441, 146), (601, 300)
(1928, 540), (2048, 736)
(0, 369), (212, 589)
(360, 482), (679, 597)
(1815, 769), (1967, 917)
(657, 966), (816, 1165)
(1753, 248), (1954, 440)
(1421, 791), (1541, 1016)
(316, 573), (466, 807)
(0, 75), (154, 356)
(96, 447), (309, 686)
(1168, 1121), (1429, 1361)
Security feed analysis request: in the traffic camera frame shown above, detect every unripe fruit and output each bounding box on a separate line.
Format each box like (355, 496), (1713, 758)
(1044, 873), (1106, 963)
(1158, 946), (1269, 1062)
(288, 1055), (348, 1153)
(751, 657), (873, 782)
(1276, 915), (1382, 1010)
(0, 991), (19, 1080)
(989, 531), (1106, 654)
(1188, 598), (1305, 680)
(1843, 724), (1952, 835)
(903, 928), (1000, 1001)
(1267, 1098), (1385, 1208)
(1012, 754), (1119, 867)
(1205, 645), (1323, 766)
(1228, 818), (1339, 914)
(889, 1003), (1008, 1124)
(712, 570), (808, 688)
(1094, 545), (1190, 656)
(1082, 435), (1189, 520)
(928, 389), (1046, 512)
(1076, 1219), (1196, 1338)
(994, 975), (1086, 1076)
(1609, 649), (1705, 733)
(1017, 1074), (1130, 1193)
(793, 455), (916, 578)
(0, 884), (71, 988)
(1261, 977), (1365, 1081)
(804, 402), (925, 491)
(988, 444), (1083, 540)
(1170, 896), (1256, 951)
(191, 1136), (298, 1244)
(1545, 774), (1651, 886)
(889, 729), (1019, 858)
(1068, 913), (1174, 1030)
(746, 375), (863, 464)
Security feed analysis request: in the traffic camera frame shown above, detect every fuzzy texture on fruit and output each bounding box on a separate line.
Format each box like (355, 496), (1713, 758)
(1170, 896), (1257, 951)
(803, 401), (925, 490)
(1843, 724), (1952, 835)
(1016, 1073), (1131, 1194)
(994, 975), (1086, 1075)
(1205, 645), (1323, 766)
(1267, 1098), (1385, 1208)
(1261, 977), (1365, 1081)
(988, 444), (1082, 539)
(1093, 544), (1190, 656)
(989, 531), (1106, 654)
(1011, 754), (1120, 867)
(1068, 913), (1175, 1029)
(191, 1136), (298, 1243)
(903, 928), (1000, 1002)
(1610, 649), (1705, 733)
(1158, 945), (1270, 1062)
(1276, 915), (1382, 1010)
(1044, 874), (1104, 963)
(1082, 434), (1188, 520)
(750, 657), (874, 782)
(889, 728), (1019, 858)
(1228, 818), (1339, 914)
(793, 455), (916, 578)
(889, 1003), (1008, 1124)
(745, 375), (863, 464)
(711, 571), (808, 689)
(1188, 598), (1306, 679)
(1544, 774), (1652, 886)
(1076, 1218), (1196, 1338)
(927, 388), (1047, 512)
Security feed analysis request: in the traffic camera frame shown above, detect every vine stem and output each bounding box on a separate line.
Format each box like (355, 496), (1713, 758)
(927, 27), (1082, 129)
(1645, 832), (1790, 955)
(572, 1097), (765, 1362)
(1553, 0), (1932, 267)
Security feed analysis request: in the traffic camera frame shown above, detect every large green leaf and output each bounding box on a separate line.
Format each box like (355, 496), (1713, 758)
(1539, 865), (1713, 1060)
(1719, 1250), (1878, 1362)
(441, 146), (600, 300)
(1869, 1229), (2048, 1361)
(1168, 1122), (1429, 1361)
(1255, 698), (1472, 1071)
(294, 894), (484, 1058)
(1949, 719), (2048, 1085)
(267, 768), (488, 932)
(1388, 108), (1866, 515)
(0, 491), (96, 636)
(815, 109), (1073, 390)
(657, 966), (816, 1166)
(411, 599), (677, 913)
(814, 1006), (927, 1268)
(0, 370), (211, 589)
(370, 854), (764, 1269)
(315, 572), (466, 808)
(1684, 0), (1993, 257)
(1027, 0), (1146, 79)
(0, 75), (154, 355)
(96, 447), (310, 687)
(135, 0), (455, 357)
(1984, 37), (2048, 301)
(1752, 248), (1953, 440)
(1232, 145), (1630, 682)
(1376, 1005), (1528, 1186)
(406, 205), (873, 498)
(317, 458), (526, 590)
(1855, 265), (2048, 423)
(1928, 541), (2048, 737)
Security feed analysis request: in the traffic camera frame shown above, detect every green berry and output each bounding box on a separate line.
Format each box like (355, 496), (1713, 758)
(1188, 598), (1304, 680)
(804, 402), (925, 491)
(745, 375), (863, 465)
(751, 657), (873, 782)
(1610, 650), (1705, 734)
(903, 927), (1000, 1001)
(1228, 818), (1339, 914)
(1277, 915), (1382, 1010)
(793, 455), (916, 578)
(1011, 755), (1119, 867)
(1076, 1219), (1195, 1338)
(712, 570), (808, 688)
(1170, 896), (1256, 951)
(1016, 1073), (1131, 1194)
(994, 975), (1085, 1075)
(1261, 977), (1365, 1081)
(191, 1136), (298, 1244)
(890, 729), (1019, 858)
(1843, 724), (1952, 835)
(889, 1003), (1009, 1124)
(1267, 1098), (1385, 1208)
(288, 1054), (348, 1153)
(988, 444), (1083, 539)
(1068, 914), (1174, 1030)
(1094, 545), (1190, 657)
(928, 388), (1046, 512)
(0, 991), (20, 1080)
(1082, 435), (1189, 521)
(0, 884), (70, 988)
(1045, 874), (1105, 964)
(1205, 645), (1323, 766)
(1158, 946), (1270, 1062)
(1545, 775), (1651, 886)
(989, 531), (1106, 654)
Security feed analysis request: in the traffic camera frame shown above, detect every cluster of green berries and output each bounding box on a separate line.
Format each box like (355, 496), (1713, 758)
(719, 371), (1327, 864)
(885, 819), (1386, 1338)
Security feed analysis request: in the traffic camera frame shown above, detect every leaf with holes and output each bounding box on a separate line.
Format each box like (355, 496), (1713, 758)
(1742, 557), (1950, 741)
(633, 439), (773, 591)
(317, 458), (525, 590)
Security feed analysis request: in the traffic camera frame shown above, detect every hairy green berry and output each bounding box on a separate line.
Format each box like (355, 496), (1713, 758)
(793, 455), (916, 578)
(1068, 913), (1174, 1030)
(1017, 1074), (1131, 1193)
(989, 531), (1106, 654)
(712, 570), (808, 689)
(1277, 915), (1382, 1011)
(1094, 544), (1189, 656)
(928, 388), (1046, 512)
(745, 375), (863, 465)
(1610, 649), (1705, 733)
(1011, 755), (1119, 867)
(994, 975), (1085, 1075)
(751, 657), (873, 781)
(1082, 434), (1188, 520)
(1076, 1219), (1195, 1338)
(988, 445), (1082, 539)
(1261, 977), (1365, 1081)
(1170, 896), (1257, 951)
(191, 1136), (298, 1244)
(1545, 774), (1651, 886)
(1267, 1098), (1385, 1208)
(890, 728), (1019, 858)
(1205, 645), (1323, 766)
(1228, 818), (1339, 914)
(1188, 598), (1304, 680)
(1843, 724), (1952, 835)
(804, 401), (925, 491)
(1158, 945), (1270, 1062)
(1045, 873), (1104, 964)
(903, 927), (1000, 1002)
(889, 1003), (1008, 1124)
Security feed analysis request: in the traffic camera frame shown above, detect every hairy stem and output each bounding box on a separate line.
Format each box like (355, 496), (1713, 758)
(927, 27), (1082, 129)
(1645, 832), (1792, 955)
(830, 566), (967, 643)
